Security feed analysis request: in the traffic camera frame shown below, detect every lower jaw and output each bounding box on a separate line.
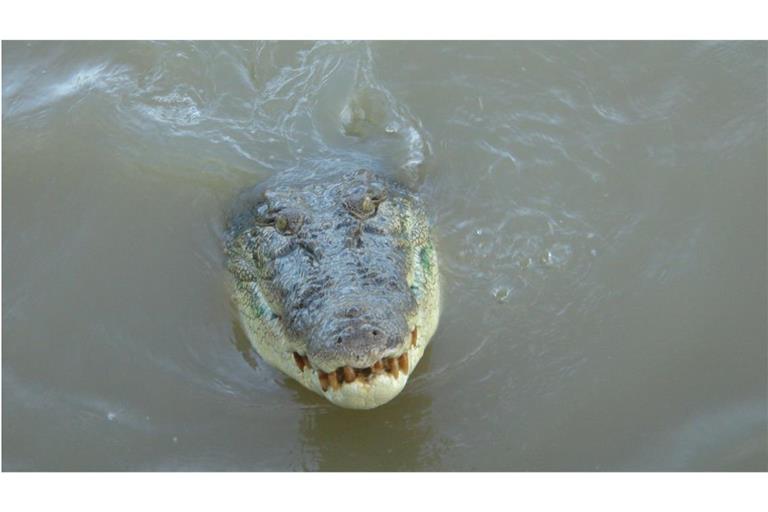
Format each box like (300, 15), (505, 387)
(292, 329), (426, 409)
(310, 370), (410, 409)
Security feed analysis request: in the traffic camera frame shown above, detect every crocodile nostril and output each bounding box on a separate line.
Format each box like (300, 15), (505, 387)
(372, 329), (380, 337)
(336, 336), (343, 344)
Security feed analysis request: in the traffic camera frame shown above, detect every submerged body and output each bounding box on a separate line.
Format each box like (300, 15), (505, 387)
(225, 169), (440, 409)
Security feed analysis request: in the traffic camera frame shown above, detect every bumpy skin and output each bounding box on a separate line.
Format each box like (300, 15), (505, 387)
(225, 169), (440, 409)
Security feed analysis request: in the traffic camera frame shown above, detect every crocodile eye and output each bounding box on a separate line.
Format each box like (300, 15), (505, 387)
(345, 183), (386, 220)
(345, 193), (374, 219)
(272, 209), (304, 235)
(275, 215), (289, 233)
(360, 196), (375, 215)
(368, 182), (387, 203)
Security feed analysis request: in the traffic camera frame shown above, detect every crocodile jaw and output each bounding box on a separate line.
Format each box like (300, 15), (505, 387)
(237, 266), (440, 409)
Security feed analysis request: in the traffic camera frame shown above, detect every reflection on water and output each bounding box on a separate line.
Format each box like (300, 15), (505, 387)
(232, 319), (260, 371)
(624, 399), (768, 471)
(3, 41), (767, 471)
(296, 385), (442, 471)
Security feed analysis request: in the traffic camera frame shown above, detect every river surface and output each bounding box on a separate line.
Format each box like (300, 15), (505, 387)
(3, 41), (766, 471)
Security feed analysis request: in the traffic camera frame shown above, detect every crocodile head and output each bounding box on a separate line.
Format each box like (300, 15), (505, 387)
(225, 169), (440, 409)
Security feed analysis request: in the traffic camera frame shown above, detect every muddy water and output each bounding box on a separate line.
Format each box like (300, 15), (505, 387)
(2, 41), (766, 471)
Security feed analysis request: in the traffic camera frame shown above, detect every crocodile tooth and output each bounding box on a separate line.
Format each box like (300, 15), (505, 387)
(343, 367), (356, 383)
(398, 353), (409, 374)
(303, 356), (312, 369)
(389, 357), (400, 379)
(318, 371), (329, 391)
(293, 352), (305, 371)
(372, 360), (384, 374)
(328, 370), (340, 390)
(411, 327), (418, 347)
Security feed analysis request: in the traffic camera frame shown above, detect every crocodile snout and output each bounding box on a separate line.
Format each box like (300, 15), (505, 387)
(307, 314), (409, 371)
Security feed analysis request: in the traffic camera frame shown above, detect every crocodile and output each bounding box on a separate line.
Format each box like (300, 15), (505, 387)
(224, 168), (440, 409)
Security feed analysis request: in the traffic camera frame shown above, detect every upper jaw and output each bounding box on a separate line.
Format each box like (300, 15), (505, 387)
(289, 325), (420, 393)
(301, 313), (412, 372)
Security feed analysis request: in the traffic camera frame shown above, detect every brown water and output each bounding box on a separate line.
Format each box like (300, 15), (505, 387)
(2, 41), (766, 471)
